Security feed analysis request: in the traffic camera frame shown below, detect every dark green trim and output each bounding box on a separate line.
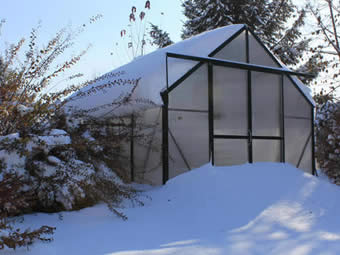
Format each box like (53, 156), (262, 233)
(281, 75), (286, 163)
(214, 135), (248, 140)
(284, 115), (312, 120)
(214, 135), (282, 140)
(166, 55), (169, 89)
(208, 63), (214, 165)
(167, 53), (315, 78)
(168, 108), (208, 113)
(246, 29), (253, 163)
(162, 94), (169, 185)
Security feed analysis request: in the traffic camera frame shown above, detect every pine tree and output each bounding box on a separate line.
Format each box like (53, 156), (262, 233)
(181, 0), (309, 66)
(149, 23), (173, 48)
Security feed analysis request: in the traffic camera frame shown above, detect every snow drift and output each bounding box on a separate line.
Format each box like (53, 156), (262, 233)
(7, 163), (340, 255)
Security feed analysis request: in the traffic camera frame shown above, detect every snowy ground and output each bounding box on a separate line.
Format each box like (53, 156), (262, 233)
(5, 163), (340, 255)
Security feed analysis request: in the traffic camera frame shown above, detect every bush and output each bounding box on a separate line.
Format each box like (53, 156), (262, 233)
(315, 94), (340, 184)
(0, 17), (144, 250)
(0, 172), (55, 250)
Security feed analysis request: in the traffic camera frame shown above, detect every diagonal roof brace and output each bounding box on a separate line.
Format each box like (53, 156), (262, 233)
(166, 52), (316, 79)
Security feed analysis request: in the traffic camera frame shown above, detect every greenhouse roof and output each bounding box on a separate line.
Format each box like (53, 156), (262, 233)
(67, 24), (315, 117)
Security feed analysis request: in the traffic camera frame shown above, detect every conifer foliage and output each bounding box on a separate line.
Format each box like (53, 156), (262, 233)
(149, 23), (173, 48)
(181, 0), (309, 66)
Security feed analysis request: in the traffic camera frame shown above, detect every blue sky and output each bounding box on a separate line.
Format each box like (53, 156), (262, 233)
(0, 0), (183, 86)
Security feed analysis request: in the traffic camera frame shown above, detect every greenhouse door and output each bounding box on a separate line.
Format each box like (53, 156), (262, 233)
(211, 66), (283, 165)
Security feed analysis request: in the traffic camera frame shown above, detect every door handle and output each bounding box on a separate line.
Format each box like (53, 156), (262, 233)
(248, 129), (252, 146)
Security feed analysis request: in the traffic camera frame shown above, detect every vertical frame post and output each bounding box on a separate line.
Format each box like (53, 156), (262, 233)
(281, 75), (285, 163)
(162, 54), (170, 185)
(162, 93), (169, 184)
(311, 107), (317, 176)
(208, 63), (214, 165)
(166, 55), (169, 90)
(246, 29), (253, 163)
(130, 114), (135, 182)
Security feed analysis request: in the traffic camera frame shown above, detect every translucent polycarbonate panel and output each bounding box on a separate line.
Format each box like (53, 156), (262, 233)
(214, 139), (248, 166)
(284, 118), (312, 168)
(213, 31), (246, 62)
(132, 108), (162, 184)
(298, 138), (313, 173)
(142, 128), (163, 185)
(169, 133), (188, 179)
(120, 138), (131, 180)
(169, 64), (208, 111)
(213, 66), (248, 135)
(252, 72), (281, 136)
(134, 108), (163, 185)
(168, 111), (209, 178)
(248, 33), (280, 67)
(133, 141), (149, 182)
(253, 139), (281, 162)
(284, 76), (312, 118)
(167, 58), (199, 87)
(107, 117), (132, 180)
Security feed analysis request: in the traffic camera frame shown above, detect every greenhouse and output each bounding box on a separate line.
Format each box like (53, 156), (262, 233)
(68, 24), (316, 185)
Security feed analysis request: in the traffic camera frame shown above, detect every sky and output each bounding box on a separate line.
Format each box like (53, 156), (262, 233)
(0, 0), (183, 87)
(0, 0), (337, 97)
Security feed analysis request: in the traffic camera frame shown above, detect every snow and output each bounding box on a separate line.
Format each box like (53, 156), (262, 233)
(41, 129), (71, 145)
(16, 104), (33, 116)
(66, 25), (245, 117)
(7, 163), (340, 255)
(47, 156), (62, 166)
(66, 24), (315, 118)
(82, 130), (96, 141)
(35, 131), (71, 147)
(0, 132), (20, 142)
(48, 129), (68, 136)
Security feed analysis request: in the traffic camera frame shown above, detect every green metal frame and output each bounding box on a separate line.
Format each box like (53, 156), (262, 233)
(160, 25), (316, 184)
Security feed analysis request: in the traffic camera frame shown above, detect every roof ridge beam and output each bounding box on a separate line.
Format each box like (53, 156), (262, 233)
(166, 52), (315, 78)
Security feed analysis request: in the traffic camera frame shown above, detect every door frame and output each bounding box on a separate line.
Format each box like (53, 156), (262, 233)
(208, 62), (284, 165)
(161, 40), (315, 184)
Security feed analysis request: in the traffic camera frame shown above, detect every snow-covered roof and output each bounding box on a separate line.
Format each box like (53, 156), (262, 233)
(66, 24), (244, 116)
(66, 24), (314, 117)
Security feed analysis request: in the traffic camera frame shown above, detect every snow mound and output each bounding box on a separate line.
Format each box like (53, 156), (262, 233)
(8, 163), (340, 255)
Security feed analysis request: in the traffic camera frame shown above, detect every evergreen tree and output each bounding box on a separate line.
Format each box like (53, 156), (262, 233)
(149, 23), (174, 48)
(181, 0), (309, 66)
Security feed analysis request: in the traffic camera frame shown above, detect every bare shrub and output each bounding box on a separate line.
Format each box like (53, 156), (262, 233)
(0, 15), (148, 250)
